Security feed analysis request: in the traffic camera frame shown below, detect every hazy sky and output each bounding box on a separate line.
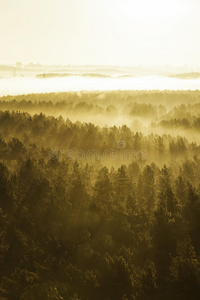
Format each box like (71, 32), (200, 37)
(0, 0), (200, 67)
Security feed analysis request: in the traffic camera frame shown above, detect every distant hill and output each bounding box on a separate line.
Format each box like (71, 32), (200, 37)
(36, 73), (111, 79)
(36, 73), (134, 79)
(0, 65), (15, 71)
(168, 72), (200, 79)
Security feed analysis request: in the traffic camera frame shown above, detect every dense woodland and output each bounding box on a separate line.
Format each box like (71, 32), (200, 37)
(1, 91), (200, 299)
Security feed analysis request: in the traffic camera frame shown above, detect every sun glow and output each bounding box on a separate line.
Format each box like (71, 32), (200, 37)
(110, 0), (180, 20)
(0, 0), (199, 67)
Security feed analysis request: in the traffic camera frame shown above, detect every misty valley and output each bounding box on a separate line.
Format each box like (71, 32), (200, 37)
(1, 0), (200, 298)
(1, 90), (200, 299)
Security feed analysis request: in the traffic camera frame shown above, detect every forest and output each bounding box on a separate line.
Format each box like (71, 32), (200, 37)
(1, 90), (200, 299)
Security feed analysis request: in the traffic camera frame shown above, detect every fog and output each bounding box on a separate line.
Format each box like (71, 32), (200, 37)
(2, 0), (200, 298)
(0, 75), (200, 96)
(1, 89), (200, 299)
